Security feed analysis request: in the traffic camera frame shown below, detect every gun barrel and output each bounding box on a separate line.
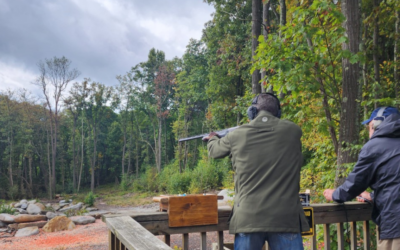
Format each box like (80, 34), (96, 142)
(178, 126), (240, 142)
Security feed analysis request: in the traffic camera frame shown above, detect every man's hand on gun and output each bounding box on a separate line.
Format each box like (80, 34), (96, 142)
(202, 132), (219, 142)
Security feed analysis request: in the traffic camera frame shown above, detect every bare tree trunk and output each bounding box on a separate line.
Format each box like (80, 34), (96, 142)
(46, 126), (52, 198)
(77, 116), (84, 193)
(362, 13), (369, 121)
(121, 130), (127, 175)
(72, 116), (77, 191)
(252, 0), (262, 94)
(261, 0), (271, 93)
(91, 126), (97, 192)
(373, 0), (381, 108)
(335, 0), (361, 187)
(157, 118), (162, 172)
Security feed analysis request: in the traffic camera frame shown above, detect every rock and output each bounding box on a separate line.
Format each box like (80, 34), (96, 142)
(20, 199), (28, 204)
(0, 214), (15, 223)
(14, 214), (47, 223)
(27, 204), (42, 215)
(35, 202), (46, 211)
(28, 200), (37, 204)
(45, 203), (52, 208)
(21, 203), (28, 209)
(55, 194), (61, 198)
(69, 216), (95, 225)
(86, 207), (99, 212)
(14, 203), (22, 208)
(9, 221), (47, 230)
(84, 210), (111, 219)
(15, 226), (40, 237)
(43, 216), (75, 232)
(59, 202), (82, 212)
(59, 203), (69, 209)
(52, 204), (60, 211)
(59, 200), (66, 204)
(15, 208), (28, 214)
(0, 220), (6, 228)
(46, 212), (66, 220)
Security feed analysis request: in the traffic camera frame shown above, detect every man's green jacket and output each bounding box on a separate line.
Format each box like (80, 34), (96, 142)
(207, 110), (310, 234)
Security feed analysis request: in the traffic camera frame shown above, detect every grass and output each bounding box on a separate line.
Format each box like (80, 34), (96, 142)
(72, 184), (157, 207)
(1, 183), (158, 208)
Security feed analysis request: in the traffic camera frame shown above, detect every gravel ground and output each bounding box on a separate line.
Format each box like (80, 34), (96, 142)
(0, 202), (235, 250)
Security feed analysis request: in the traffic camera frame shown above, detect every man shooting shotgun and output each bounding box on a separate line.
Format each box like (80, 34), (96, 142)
(203, 93), (309, 250)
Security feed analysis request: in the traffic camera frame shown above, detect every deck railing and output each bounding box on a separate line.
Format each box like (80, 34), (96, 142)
(103, 202), (375, 250)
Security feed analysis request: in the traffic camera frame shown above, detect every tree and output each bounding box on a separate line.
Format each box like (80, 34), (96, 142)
(33, 56), (80, 197)
(334, 0), (361, 186)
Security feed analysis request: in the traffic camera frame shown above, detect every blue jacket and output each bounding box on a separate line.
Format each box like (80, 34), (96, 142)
(333, 113), (400, 239)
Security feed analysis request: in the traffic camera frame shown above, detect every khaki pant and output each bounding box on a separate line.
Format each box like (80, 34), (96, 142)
(378, 237), (400, 250)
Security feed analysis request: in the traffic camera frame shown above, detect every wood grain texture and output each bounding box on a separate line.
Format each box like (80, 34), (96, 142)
(105, 216), (172, 250)
(168, 195), (218, 227)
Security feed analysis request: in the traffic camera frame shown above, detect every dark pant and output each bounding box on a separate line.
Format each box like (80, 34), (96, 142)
(234, 232), (304, 250)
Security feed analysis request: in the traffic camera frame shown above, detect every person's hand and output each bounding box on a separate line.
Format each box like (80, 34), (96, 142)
(357, 191), (372, 202)
(323, 189), (336, 202)
(202, 132), (219, 142)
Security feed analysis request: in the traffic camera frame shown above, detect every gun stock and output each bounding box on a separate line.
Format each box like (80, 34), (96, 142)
(178, 126), (240, 142)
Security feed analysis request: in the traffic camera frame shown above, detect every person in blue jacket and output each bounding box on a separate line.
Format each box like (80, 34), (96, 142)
(324, 106), (400, 250)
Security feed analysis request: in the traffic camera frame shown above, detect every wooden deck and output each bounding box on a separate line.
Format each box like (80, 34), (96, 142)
(103, 202), (375, 250)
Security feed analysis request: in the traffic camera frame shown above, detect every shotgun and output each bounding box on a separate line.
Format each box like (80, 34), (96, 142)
(178, 126), (240, 142)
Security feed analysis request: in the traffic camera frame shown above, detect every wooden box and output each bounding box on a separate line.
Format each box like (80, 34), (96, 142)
(154, 195), (219, 227)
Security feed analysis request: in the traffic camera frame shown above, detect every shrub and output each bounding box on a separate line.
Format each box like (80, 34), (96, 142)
(7, 185), (19, 200)
(168, 170), (192, 194)
(84, 191), (95, 207)
(120, 173), (131, 191)
(0, 202), (15, 215)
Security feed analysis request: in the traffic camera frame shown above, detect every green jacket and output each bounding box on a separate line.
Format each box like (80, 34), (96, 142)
(208, 110), (310, 234)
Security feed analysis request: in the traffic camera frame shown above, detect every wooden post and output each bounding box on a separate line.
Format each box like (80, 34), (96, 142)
(116, 237), (120, 250)
(323, 224), (330, 250)
(183, 233), (189, 250)
(200, 232), (207, 250)
(311, 225), (317, 250)
(165, 235), (170, 246)
(218, 231), (224, 250)
(363, 221), (370, 250)
(109, 231), (115, 250)
(337, 223), (345, 250)
(350, 221), (357, 250)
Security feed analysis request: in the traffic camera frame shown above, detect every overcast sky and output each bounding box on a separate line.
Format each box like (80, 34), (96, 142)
(0, 0), (214, 95)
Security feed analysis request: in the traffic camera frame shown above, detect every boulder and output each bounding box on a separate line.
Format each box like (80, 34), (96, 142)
(15, 226), (40, 237)
(46, 212), (66, 220)
(0, 220), (6, 228)
(28, 200), (37, 204)
(86, 207), (99, 212)
(27, 204), (42, 215)
(59, 202), (82, 212)
(51, 204), (60, 211)
(0, 214), (15, 223)
(21, 203), (28, 210)
(14, 203), (22, 208)
(35, 202), (46, 211)
(14, 214), (47, 223)
(45, 203), (52, 208)
(69, 216), (95, 225)
(16, 208), (28, 214)
(20, 199), (28, 204)
(59, 203), (69, 209)
(43, 216), (75, 232)
(59, 200), (66, 204)
(9, 221), (47, 230)
(84, 210), (111, 219)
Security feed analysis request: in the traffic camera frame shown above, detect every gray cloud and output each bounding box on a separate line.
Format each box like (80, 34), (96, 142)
(0, 0), (214, 92)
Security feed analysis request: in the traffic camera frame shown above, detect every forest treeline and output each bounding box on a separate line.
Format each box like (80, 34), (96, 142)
(0, 0), (399, 200)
